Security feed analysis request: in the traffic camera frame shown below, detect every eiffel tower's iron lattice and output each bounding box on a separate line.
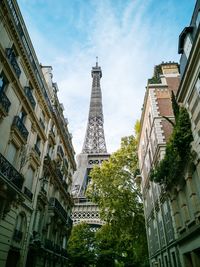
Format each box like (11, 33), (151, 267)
(72, 59), (109, 227)
(82, 60), (107, 154)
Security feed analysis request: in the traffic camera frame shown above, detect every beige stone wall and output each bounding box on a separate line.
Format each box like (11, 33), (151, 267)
(0, 1), (76, 266)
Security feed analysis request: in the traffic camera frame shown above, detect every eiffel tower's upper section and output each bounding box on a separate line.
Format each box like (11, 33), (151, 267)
(82, 58), (107, 154)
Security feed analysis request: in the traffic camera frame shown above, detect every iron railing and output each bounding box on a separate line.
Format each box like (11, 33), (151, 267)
(24, 86), (36, 109)
(0, 152), (24, 190)
(24, 186), (33, 200)
(44, 239), (63, 254)
(49, 197), (69, 223)
(61, 248), (68, 258)
(12, 116), (29, 141)
(0, 91), (11, 114)
(5, 48), (21, 78)
(44, 239), (54, 251)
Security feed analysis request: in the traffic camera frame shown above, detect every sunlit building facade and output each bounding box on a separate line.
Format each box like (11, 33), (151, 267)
(0, 0), (76, 266)
(174, 1), (200, 266)
(138, 62), (180, 267)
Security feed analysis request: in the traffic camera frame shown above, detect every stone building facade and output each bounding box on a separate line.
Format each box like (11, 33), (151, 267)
(137, 62), (180, 267)
(0, 0), (76, 267)
(173, 1), (200, 266)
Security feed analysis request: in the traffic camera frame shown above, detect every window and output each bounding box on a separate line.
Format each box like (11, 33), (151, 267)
(5, 47), (21, 78)
(0, 72), (8, 92)
(16, 213), (25, 232)
(19, 109), (27, 123)
(35, 135), (41, 156)
(25, 167), (34, 190)
(7, 142), (18, 165)
(36, 136), (40, 149)
(184, 35), (192, 59)
(13, 213), (25, 242)
(196, 10), (200, 28)
(195, 77), (200, 95)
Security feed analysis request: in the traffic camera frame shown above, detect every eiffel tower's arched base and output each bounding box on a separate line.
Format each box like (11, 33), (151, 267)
(72, 198), (104, 230)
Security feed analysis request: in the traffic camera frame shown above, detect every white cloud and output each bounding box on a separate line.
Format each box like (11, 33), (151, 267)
(18, 0), (183, 154)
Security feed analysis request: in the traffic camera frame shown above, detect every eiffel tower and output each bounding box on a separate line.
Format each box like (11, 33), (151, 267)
(72, 58), (110, 228)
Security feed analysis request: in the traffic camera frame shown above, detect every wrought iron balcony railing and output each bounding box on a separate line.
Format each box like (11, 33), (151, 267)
(12, 116), (29, 141)
(49, 197), (69, 223)
(0, 152), (24, 190)
(34, 144), (41, 157)
(61, 248), (68, 258)
(0, 91), (11, 115)
(24, 186), (33, 200)
(24, 86), (36, 109)
(13, 229), (23, 242)
(44, 239), (54, 251)
(5, 48), (21, 78)
(54, 244), (61, 254)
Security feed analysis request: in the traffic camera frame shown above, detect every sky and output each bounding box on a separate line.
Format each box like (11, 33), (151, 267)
(17, 0), (195, 154)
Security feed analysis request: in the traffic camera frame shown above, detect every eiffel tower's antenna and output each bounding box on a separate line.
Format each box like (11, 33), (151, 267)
(82, 58), (107, 154)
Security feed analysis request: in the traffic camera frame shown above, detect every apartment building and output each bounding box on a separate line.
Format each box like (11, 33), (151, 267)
(0, 0), (76, 266)
(138, 62), (180, 267)
(173, 0), (200, 266)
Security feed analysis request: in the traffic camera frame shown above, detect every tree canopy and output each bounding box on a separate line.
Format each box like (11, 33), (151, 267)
(86, 135), (149, 267)
(67, 222), (96, 267)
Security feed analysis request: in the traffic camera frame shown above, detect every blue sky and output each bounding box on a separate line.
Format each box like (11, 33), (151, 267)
(17, 0), (195, 154)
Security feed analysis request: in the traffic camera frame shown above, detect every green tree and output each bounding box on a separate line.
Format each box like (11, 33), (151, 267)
(87, 135), (149, 267)
(67, 223), (96, 267)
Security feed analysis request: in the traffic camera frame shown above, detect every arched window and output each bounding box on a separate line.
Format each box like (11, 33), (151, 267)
(13, 213), (26, 242)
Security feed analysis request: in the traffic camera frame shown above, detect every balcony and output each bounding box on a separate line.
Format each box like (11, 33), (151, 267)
(0, 91), (11, 118)
(34, 144), (41, 157)
(5, 48), (21, 78)
(61, 248), (68, 258)
(12, 116), (28, 142)
(49, 197), (69, 223)
(24, 186), (33, 200)
(44, 239), (54, 251)
(0, 152), (24, 190)
(24, 86), (36, 109)
(13, 229), (23, 242)
(54, 244), (61, 254)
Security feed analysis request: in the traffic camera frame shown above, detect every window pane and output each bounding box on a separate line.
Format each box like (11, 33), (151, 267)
(0, 72), (8, 92)
(26, 167), (34, 190)
(7, 143), (17, 165)
(184, 35), (192, 59)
